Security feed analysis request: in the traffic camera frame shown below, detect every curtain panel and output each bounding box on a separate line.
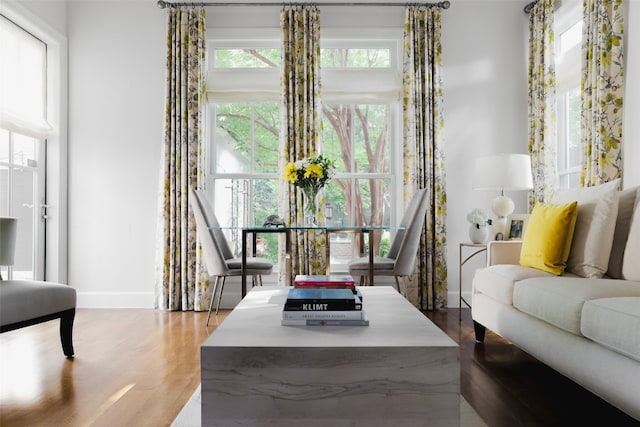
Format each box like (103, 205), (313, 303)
(581, 0), (624, 186)
(527, 0), (557, 208)
(279, 6), (327, 281)
(155, 8), (209, 311)
(402, 6), (448, 311)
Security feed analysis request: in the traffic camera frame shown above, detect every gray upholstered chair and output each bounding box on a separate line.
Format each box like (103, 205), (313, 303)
(0, 217), (76, 358)
(347, 188), (429, 295)
(190, 189), (274, 325)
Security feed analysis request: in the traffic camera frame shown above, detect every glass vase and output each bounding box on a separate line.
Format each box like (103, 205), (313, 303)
(302, 186), (320, 226)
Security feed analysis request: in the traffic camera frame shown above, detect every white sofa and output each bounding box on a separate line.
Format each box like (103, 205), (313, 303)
(471, 185), (640, 421)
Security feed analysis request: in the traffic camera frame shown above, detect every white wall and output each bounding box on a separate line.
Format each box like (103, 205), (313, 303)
(16, 0), (639, 308)
(65, 1), (166, 307)
(442, 1), (529, 306)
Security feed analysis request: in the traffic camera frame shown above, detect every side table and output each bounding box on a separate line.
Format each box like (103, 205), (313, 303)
(459, 242), (487, 321)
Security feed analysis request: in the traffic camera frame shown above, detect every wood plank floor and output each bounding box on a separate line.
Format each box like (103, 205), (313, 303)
(0, 307), (638, 426)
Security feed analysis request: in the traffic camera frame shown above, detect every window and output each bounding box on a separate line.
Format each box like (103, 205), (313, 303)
(555, 2), (583, 189)
(206, 29), (402, 270)
(0, 15), (48, 280)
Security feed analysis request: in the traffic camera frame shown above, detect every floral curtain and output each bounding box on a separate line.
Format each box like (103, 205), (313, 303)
(402, 6), (448, 311)
(527, 0), (557, 208)
(155, 7), (208, 311)
(580, 0), (624, 186)
(280, 6), (326, 280)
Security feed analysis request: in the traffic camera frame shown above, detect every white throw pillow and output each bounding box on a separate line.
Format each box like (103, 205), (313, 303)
(552, 179), (621, 278)
(607, 187), (640, 278)
(622, 190), (640, 280)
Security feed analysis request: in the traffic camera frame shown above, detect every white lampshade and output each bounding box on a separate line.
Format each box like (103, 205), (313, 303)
(473, 154), (534, 192)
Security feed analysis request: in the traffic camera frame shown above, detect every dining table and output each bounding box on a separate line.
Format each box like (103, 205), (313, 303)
(211, 225), (401, 298)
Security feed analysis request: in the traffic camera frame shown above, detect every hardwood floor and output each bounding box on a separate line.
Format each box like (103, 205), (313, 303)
(425, 308), (639, 427)
(0, 309), (228, 427)
(0, 307), (638, 426)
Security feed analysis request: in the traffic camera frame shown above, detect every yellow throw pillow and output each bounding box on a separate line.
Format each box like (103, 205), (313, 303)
(520, 201), (578, 275)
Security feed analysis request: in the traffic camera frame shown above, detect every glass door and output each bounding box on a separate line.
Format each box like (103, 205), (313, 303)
(0, 129), (46, 280)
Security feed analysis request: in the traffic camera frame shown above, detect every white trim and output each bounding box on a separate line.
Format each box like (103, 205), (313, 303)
(77, 292), (156, 309)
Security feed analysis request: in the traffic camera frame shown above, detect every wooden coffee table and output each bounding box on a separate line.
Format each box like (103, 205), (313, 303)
(201, 286), (460, 426)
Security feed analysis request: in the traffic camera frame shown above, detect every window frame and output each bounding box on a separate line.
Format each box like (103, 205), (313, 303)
(206, 28), (404, 267)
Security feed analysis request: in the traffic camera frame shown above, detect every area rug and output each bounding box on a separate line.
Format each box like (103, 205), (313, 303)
(172, 385), (488, 427)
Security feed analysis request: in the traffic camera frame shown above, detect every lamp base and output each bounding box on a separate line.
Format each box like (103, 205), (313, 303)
(492, 195), (515, 218)
(492, 216), (508, 238)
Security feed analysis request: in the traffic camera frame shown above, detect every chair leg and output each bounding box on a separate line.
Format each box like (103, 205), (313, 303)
(394, 276), (405, 296)
(206, 276), (221, 326)
(215, 276), (226, 314)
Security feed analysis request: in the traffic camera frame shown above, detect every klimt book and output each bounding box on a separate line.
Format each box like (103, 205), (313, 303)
(284, 288), (362, 311)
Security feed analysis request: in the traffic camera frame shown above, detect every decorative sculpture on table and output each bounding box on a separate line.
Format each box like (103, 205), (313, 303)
(467, 208), (492, 244)
(283, 154), (335, 226)
(263, 214), (285, 227)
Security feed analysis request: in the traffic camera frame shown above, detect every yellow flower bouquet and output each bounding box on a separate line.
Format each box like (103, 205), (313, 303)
(284, 154), (335, 219)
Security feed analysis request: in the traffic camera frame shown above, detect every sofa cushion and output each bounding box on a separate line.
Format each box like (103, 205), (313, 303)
(512, 277), (640, 336)
(607, 187), (639, 279)
(473, 265), (554, 305)
(552, 179), (620, 279)
(0, 280), (76, 326)
(622, 191), (640, 281)
(519, 201), (578, 275)
(581, 297), (640, 362)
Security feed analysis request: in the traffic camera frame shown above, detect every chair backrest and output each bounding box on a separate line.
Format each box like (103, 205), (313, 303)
(387, 188), (427, 260)
(391, 188), (429, 276)
(190, 189), (231, 276)
(194, 189), (234, 260)
(0, 217), (18, 267)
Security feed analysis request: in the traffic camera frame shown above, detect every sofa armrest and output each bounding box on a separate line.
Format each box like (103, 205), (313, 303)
(486, 240), (522, 266)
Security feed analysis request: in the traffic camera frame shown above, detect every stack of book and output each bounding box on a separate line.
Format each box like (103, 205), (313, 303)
(281, 275), (369, 326)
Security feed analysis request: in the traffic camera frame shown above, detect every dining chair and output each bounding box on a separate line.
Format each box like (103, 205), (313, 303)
(347, 188), (429, 295)
(190, 189), (274, 325)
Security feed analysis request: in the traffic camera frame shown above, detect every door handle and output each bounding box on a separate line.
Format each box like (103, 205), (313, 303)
(40, 203), (50, 221)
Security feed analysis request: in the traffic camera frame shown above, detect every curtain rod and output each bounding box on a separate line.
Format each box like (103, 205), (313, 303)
(157, 0), (450, 9)
(523, 1), (536, 13)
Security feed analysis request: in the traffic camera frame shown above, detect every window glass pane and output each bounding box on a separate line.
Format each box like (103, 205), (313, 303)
(215, 102), (279, 174)
(326, 177), (391, 266)
(0, 129), (9, 162)
(214, 48), (280, 68)
(324, 178), (390, 227)
(213, 177), (280, 263)
(567, 87), (581, 168)
(13, 133), (37, 167)
(252, 103), (280, 173)
(0, 165), (7, 216)
(354, 104), (389, 173)
(323, 104), (390, 174)
(13, 168), (34, 279)
(321, 48), (390, 68)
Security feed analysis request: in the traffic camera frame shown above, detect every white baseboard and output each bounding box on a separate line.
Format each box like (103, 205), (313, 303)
(77, 292), (155, 309)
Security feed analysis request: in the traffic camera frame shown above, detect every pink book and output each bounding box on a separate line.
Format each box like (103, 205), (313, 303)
(293, 275), (355, 288)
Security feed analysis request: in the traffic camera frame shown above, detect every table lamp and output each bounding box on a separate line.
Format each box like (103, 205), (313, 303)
(473, 154), (533, 237)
